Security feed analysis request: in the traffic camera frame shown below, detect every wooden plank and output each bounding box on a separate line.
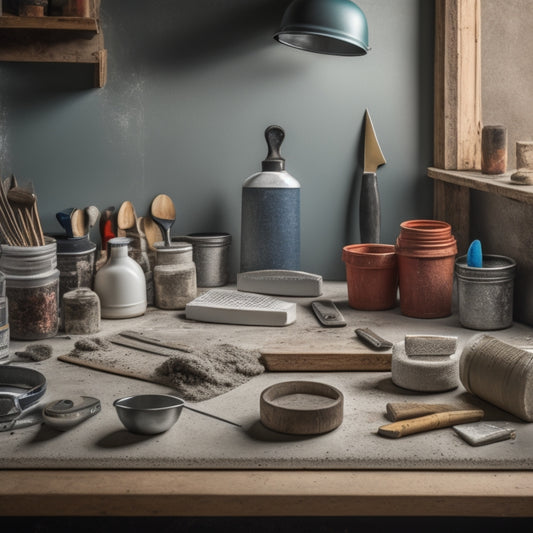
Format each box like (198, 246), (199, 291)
(0, 14), (98, 31)
(0, 1), (105, 87)
(434, 0), (481, 170)
(260, 347), (391, 371)
(0, 30), (102, 63)
(432, 179), (470, 255)
(429, 167), (533, 205)
(0, 470), (532, 517)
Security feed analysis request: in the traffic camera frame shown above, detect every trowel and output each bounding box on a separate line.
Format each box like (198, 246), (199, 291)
(359, 109), (386, 243)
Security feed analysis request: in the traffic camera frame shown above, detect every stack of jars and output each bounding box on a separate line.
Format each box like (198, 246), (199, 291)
(395, 219), (457, 318)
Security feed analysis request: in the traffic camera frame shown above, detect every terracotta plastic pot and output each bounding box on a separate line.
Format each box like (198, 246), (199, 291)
(396, 220), (457, 318)
(398, 219), (452, 239)
(342, 244), (398, 310)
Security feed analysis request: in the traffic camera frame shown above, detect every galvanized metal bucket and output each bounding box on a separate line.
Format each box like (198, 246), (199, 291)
(455, 254), (516, 330)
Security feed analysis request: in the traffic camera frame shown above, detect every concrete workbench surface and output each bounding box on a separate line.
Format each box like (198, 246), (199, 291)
(2, 283), (532, 470)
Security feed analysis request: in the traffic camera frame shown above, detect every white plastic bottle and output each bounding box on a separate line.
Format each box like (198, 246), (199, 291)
(94, 237), (147, 318)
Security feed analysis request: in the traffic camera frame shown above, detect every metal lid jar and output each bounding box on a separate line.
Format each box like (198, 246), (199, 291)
(0, 237), (60, 340)
(153, 241), (197, 310)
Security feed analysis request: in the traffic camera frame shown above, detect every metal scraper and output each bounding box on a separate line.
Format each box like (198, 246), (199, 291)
(453, 422), (516, 446)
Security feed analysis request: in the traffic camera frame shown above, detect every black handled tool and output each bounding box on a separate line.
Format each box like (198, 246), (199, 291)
(355, 327), (393, 350)
(359, 110), (386, 243)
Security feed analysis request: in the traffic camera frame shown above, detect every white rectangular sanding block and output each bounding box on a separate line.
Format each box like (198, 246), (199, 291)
(237, 270), (323, 297)
(185, 289), (296, 326)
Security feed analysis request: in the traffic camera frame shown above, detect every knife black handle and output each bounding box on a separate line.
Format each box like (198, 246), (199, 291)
(359, 172), (380, 243)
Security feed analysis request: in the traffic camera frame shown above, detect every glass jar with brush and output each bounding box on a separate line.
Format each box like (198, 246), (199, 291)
(0, 237), (59, 340)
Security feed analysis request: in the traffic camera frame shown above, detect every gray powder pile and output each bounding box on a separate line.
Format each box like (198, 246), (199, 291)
(72, 337), (112, 354)
(65, 336), (119, 370)
(154, 344), (265, 402)
(14, 344), (53, 361)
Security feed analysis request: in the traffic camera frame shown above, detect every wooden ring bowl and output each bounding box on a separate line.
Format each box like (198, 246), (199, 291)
(260, 380), (343, 435)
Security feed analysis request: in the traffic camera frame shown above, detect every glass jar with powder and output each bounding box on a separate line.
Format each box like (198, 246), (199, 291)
(0, 237), (59, 340)
(153, 241), (197, 310)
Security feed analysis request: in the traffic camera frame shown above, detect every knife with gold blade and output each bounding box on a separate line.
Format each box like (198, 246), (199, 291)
(360, 109), (386, 243)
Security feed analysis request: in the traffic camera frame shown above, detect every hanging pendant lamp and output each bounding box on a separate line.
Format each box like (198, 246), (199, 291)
(274, 0), (369, 56)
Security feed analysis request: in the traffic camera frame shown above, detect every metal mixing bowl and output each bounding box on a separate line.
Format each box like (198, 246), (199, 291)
(113, 394), (184, 435)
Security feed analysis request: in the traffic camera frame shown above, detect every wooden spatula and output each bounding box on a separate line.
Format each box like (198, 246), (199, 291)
(150, 194), (175, 246)
(140, 215), (163, 250)
(378, 410), (485, 439)
(117, 201), (138, 236)
(70, 208), (87, 237)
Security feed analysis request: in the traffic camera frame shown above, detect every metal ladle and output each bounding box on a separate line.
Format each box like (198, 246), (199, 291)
(113, 394), (241, 435)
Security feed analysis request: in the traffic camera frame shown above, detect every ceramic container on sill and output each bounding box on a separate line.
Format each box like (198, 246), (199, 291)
(342, 244), (398, 310)
(396, 219), (457, 318)
(455, 254), (516, 330)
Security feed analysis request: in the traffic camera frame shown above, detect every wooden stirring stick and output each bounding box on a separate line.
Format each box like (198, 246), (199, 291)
(386, 402), (467, 422)
(378, 410), (484, 439)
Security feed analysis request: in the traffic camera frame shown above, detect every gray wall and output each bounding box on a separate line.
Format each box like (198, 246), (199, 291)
(0, 0), (434, 281)
(473, 0), (533, 324)
(482, 0), (533, 169)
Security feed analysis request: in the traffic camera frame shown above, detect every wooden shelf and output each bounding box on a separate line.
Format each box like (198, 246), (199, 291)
(428, 166), (533, 256)
(0, 13), (99, 31)
(0, 1), (106, 88)
(428, 167), (533, 206)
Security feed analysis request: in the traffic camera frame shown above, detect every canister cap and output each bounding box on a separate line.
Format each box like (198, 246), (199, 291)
(108, 237), (131, 248)
(262, 125), (286, 172)
(154, 241), (193, 253)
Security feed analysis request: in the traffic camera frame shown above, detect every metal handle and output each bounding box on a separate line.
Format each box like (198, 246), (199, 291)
(184, 405), (241, 428)
(359, 172), (380, 243)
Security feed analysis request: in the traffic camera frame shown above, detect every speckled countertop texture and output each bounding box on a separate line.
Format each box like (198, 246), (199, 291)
(2, 283), (532, 470)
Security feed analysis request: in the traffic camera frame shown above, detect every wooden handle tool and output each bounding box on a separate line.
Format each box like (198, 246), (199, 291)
(70, 208), (86, 237)
(386, 402), (466, 422)
(378, 409), (484, 439)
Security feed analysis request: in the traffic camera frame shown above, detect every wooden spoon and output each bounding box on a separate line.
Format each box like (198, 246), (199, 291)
(150, 194), (175, 246)
(140, 215), (163, 250)
(117, 201), (138, 237)
(70, 208), (87, 238)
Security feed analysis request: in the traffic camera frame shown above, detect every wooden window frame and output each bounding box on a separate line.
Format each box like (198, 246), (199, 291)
(432, 0), (481, 254)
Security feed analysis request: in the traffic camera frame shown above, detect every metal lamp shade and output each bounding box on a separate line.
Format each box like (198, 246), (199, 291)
(274, 0), (369, 56)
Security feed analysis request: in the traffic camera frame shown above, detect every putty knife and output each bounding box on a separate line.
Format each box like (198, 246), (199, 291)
(360, 109), (386, 243)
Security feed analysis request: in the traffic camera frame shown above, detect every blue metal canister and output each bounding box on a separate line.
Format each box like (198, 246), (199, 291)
(240, 125), (300, 272)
